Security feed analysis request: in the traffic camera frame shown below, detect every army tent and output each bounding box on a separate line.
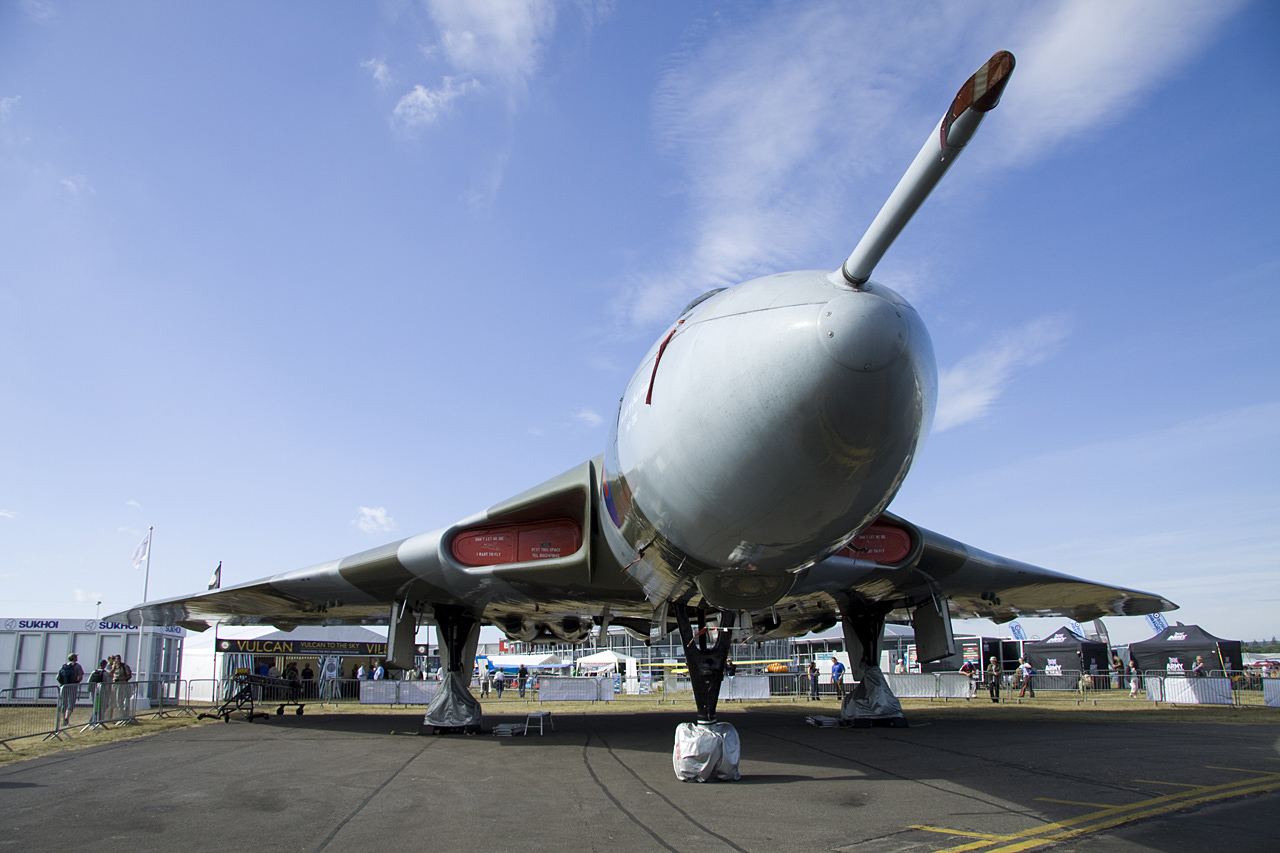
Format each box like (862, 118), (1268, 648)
(1128, 625), (1242, 675)
(1022, 627), (1112, 689)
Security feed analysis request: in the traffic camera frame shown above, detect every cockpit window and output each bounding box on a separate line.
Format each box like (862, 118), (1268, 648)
(678, 288), (727, 319)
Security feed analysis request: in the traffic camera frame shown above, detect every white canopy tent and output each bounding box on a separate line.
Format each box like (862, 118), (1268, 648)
(575, 650), (636, 670)
(576, 649), (640, 694)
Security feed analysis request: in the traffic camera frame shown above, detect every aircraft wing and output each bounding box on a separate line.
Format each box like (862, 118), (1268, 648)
(790, 511), (1174, 631)
(114, 455), (1175, 641)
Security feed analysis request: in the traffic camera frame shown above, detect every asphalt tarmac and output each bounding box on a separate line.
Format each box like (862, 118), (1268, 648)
(2, 705), (1277, 852)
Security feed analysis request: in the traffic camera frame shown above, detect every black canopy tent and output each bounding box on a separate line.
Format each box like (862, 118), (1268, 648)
(1128, 625), (1243, 675)
(1022, 627), (1112, 688)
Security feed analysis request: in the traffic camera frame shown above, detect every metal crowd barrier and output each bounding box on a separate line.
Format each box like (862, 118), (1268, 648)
(537, 676), (615, 703)
(0, 679), (190, 749)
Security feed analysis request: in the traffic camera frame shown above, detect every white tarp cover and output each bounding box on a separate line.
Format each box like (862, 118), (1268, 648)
(360, 681), (398, 704)
(885, 673), (937, 698)
(397, 681), (441, 705)
(673, 721), (741, 782)
(1160, 676), (1233, 705)
(538, 676), (615, 702)
(1265, 680), (1280, 708)
(423, 671), (482, 728)
(935, 673), (973, 699)
(718, 675), (769, 700)
(841, 666), (904, 721)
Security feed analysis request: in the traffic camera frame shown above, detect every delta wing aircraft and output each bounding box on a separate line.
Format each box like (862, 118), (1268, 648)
(117, 52), (1175, 731)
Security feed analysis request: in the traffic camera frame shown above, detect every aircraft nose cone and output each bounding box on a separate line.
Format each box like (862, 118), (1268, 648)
(818, 289), (908, 372)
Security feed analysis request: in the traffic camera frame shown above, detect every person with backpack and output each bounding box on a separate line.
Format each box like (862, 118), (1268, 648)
(56, 653), (84, 726)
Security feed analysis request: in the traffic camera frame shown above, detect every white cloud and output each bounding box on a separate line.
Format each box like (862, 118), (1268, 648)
(572, 408), (603, 428)
(353, 506), (396, 534)
(623, 1), (1244, 326)
(996, 0), (1246, 163)
(362, 58), (394, 86)
(21, 0), (56, 23)
(125, 500), (141, 509)
(934, 315), (1070, 432)
(0, 95), (19, 121)
(393, 76), (478, 129)
(425, 0), (559, 97)
(73, 588), (101, 603)
(61, 174), (92, 196)
(0, 509), (16, 519)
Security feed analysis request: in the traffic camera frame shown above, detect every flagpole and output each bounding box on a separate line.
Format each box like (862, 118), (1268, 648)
(136, 526), (152, 686)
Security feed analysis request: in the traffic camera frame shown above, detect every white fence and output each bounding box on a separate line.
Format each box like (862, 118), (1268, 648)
(538, 676), (615, 702)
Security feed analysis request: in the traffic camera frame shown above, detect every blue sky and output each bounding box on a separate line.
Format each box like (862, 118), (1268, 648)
(2, 1), (1276, 646)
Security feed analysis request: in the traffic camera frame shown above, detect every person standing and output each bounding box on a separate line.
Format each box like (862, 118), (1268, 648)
(1128, 661), (1142, 698)
(986, 656), (1001, 703)
(493, 671), (505, 698)
(518, 664), (529, 698)
(831, 658), (846, 700)
(1191, 655), (1207, 677)
(1017, 657), (1035, 698)
(87, 659), (107, 724)
(807, 661), (819, 701)
(959, 659), (976, 700)
(56, 653), (84, 726)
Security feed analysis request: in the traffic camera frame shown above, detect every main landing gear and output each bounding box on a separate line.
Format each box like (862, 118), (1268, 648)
(422, 604), (483, 735)
(671, 603), (741, 781)
(839, 603), (906, 728)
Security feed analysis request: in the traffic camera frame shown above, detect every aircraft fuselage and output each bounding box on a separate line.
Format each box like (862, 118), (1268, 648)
(602, 269), (936, 611)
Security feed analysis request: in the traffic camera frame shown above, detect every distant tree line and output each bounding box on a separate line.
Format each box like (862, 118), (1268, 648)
(1244, 638), (1280, 653)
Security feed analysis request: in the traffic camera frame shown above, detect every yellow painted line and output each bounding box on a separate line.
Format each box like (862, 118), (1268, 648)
(1205, 765), (1271, 774)
(1033, 798), (1114, 808)
(910, 826), (1016, 840)
(932, 772), (1280, 853)
(976, 777), (1280, 853)
(1131, 779), (1201, 788)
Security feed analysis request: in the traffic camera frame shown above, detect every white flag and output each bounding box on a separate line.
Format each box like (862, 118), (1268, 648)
(131, 533), (150, 569)
(208, 561), (222, 590)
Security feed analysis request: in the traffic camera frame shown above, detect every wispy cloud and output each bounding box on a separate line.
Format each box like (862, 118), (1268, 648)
(622, 1), (1244, 326)
(361, 58), (394, 87)
(74, 588), (101, 603)
(996, 0), (1247, 163)
(571, 408), (604, 428)
(393, 76), (478, 130)
(934, 315), (1070, 432)
(0, 509), (16, 519)
(21, 0), (56, 23)
(61, 174), (92, 196)
(125, 500), (141, 509)
(0, 95), (19, 121)
(352, 506), (396, 534)
(424, 0), (560, 99)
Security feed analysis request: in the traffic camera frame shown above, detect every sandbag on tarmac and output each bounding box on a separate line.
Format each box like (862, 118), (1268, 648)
(673, 721), (741, 782)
